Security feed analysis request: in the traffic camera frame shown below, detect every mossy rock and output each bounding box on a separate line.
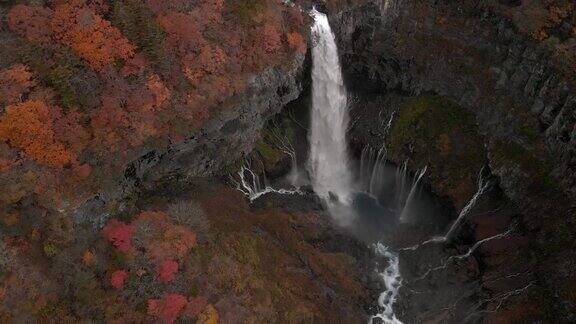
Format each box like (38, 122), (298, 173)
(388, 95), (487, 207)
(255, 140), (282, 165)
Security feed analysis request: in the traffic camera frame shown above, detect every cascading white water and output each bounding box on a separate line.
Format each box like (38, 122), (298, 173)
(308, 8), (353, 202)
(371, 243), (403, 324)
(308, 9), (404, 323)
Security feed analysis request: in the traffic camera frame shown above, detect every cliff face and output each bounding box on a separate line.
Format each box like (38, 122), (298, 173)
(74, 55), (305, 228)
(330, 0), (576, 321)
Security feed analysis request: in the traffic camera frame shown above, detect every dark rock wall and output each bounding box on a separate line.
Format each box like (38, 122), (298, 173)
(330, 0), (576, 321)
(74, 56), (305, 229)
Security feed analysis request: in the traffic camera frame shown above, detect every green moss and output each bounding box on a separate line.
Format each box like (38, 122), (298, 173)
(255, 140), (281, 164)
(389, 96), (477, 153)
(385, 95), (489, 203)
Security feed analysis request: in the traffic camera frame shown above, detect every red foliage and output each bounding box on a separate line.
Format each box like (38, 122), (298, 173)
(73, 163), (92, 179)
(0, 64), (36, 106)
(102, 220), (134, 253)
(7, 5), (54, 44)
(183, 296), (208, 318)
(199, 0), (224, 24)
(157, 12), (206, 57)
(287, 7), (305, 30)
(147, 293), (188, 324)
(110, 270), (128, 289)
(156, 259), (178, 283)
(183, 44), (227, 87)
(261, 24), (282, 54)
(0, 100), (75, 168)
(133, 211), (197, 263)
(52, 108), (90, 155)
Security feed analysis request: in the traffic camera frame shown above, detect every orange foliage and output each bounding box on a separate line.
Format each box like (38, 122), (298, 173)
(0, 64), (36, 106)
(51, 0), (134, 70)
(8, 2), (134, 70)
(142, 74), (171, 112)
(287, 32), (307, 54)
(82, 250), (95, 266)
(0, 100), (74, 168)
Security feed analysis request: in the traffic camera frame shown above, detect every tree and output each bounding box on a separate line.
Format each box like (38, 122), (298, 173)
(261, 24), (281, 54)
(0, 100), (74, 168)
(51, 0), (135, 70)
(287, 32), (307, 54)
(102, 220), (134, 253)
(147, 293), (188, 324)
(7, 5), (54, 45)
(0, 64), (36, 106)
(156, 259), (178, 283)
(110, 270), (128, 289)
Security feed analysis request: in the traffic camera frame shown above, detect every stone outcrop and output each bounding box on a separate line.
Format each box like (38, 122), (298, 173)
(74, 55), (306, 229)
(328, 0), (576, 321)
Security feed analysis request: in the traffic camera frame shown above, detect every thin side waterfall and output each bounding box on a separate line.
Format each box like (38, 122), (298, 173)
(398, 166), (427, 223)
(444, 167), (490, 241)
(235, 165), (302, 202)
(308, 8), (353, 202)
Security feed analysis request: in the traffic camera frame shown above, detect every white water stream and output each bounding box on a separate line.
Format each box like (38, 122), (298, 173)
(309, 9), (403, 323)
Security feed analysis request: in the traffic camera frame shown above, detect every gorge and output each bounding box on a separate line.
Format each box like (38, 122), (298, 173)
(1, 0), (575, 323)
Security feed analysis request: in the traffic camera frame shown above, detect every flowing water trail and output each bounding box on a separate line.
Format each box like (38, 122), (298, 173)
(308, 8), (353, 202)
(370, 243), (403, 324)
(235, 165), (302, 202)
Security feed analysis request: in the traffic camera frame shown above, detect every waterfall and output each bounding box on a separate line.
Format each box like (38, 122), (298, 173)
(308, 8), (353, 202)
(308, 9), (404, 323)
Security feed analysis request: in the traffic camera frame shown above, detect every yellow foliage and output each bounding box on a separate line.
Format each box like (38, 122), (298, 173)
(196, 304), (219, 324)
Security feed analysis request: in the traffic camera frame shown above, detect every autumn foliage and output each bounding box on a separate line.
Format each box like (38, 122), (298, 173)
(0, 100), (74, 168)
(102, 220), (134, 253)
(0, 0), (308, 226)
(8, 1), (134, 70)
(110, 270), (128, 289)
(156, 259), (179, 283)
(0, 64), (35, 105)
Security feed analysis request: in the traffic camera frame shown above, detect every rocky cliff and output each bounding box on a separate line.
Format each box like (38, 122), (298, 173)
(329, 0), (576, 322)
